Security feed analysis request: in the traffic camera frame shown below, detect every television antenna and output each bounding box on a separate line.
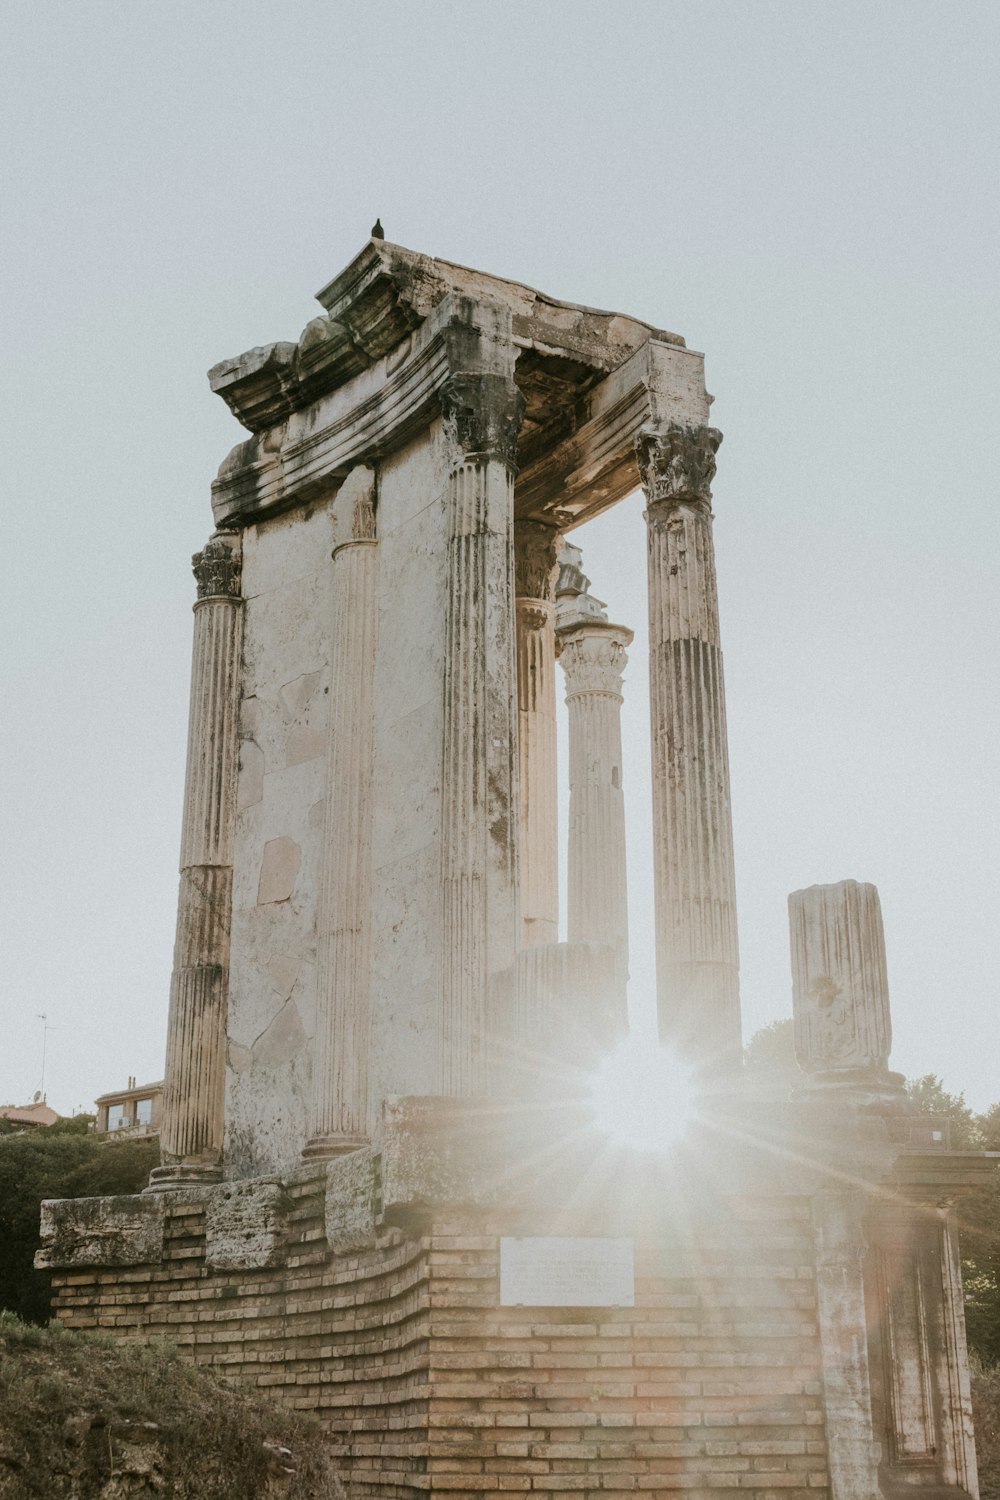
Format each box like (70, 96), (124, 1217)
(36, 1014), (54, 1101)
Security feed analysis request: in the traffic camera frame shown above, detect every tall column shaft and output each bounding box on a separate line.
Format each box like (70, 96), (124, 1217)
(637, 423), (741, 1073)
(440, 374), (524, 1094)
(558, 625), (632, 963)
(514, 522), (561, 949)
(149, 534), (242, 1189)
(305, 468), (378, 1158)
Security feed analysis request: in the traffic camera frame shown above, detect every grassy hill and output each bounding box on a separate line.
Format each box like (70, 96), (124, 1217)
(0, 1315), (344, 1499)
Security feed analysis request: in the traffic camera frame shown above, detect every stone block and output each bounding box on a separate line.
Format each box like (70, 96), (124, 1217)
(36, 1195), (165, 1269)
(204, 1178), (290, 1270)
(325, 1148), (380, 1252)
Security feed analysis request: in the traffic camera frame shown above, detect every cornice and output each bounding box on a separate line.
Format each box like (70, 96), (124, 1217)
(210, 292), (514, 528)
(209, 239), (686, 437)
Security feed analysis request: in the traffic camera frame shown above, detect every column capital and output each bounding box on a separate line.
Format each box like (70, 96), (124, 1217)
(192, 532), (242, 601)
(636, 422), (722, 514)
(440, 373), (525, 470)
(558, 625), (632, 699)
(333, 463), (377, 556)
(514, 520), (562, 600)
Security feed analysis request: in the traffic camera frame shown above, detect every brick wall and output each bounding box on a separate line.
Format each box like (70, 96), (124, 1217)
(50, 1178), (830, 1499)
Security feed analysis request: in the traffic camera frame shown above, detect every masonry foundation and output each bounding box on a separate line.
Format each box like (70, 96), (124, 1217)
(41, 1096), (989, 1500)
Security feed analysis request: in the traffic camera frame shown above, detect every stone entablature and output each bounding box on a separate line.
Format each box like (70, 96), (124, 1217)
(208, 243), (708, 534)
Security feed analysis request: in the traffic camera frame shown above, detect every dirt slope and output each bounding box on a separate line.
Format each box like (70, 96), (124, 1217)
(0, 1316), (344, 1499)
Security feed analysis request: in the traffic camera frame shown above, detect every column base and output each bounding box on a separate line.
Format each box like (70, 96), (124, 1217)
(144, 1162), (223, 1194)
(301, 1133), (370, 1161)
(793, 1067), (907, 1105)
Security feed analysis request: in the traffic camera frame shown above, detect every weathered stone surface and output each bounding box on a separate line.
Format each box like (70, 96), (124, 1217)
(440, 365), (522, 1096)
(257, 837), (301, 905)
(789, 879), (893, 1078)
(152, 534), (242, 1191)
(204, 1178), (289, 1269)
(36, 1195), (164, 1268)
(307, 463), (378, 1157)
(489, 940), (626, 1094)
(210, 238), (683, 437)
(638, 423), (741, 1076)
(324, 1149), (379, 1251)
(47, 238), (992, 1500)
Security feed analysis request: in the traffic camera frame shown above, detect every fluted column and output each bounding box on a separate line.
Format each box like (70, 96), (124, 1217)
(304, 467), (378, 1158)
(514, 521), (562, 950)
(148, 533), (242, 1190)
(555, 547), (633, 970)
(440, 373), (524, 1094)
(789, 879), (901, 1095)
(637, 423), (741, 1075)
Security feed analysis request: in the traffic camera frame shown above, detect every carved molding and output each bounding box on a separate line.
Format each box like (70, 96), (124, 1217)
(352, 490), (376, 541)
(558, 629), (631, 698)
(441, 373), (524, 470)
(333, 463), (378, 554)
(514, 520), (562, 600)
(192, 533), (242, 600)
(636, 422), (722, 513)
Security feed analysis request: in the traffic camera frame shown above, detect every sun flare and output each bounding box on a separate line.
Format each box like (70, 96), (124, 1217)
(587, 1036), (697, 1154)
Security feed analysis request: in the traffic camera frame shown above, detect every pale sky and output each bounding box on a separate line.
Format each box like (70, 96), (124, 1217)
(1, 0), (997, 1117)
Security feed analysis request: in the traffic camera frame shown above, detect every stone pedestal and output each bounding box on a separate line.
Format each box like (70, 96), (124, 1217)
(149, 534), (242, 1190)
(514, 521), (561, 950)
(440, 373), (524, 1095)
(304, 467), (378, 1159)
(44, 1095), (995, 1500)
(637, 423), (741, 1075)
(555, 546), (633, 970)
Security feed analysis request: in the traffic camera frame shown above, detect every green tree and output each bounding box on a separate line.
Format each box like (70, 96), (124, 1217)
(905, 1074), (980, 1149)
(899, 1075), (1000, 1367)
(0, 1131), (158, 1324)
(743, 1017), (799, 1084)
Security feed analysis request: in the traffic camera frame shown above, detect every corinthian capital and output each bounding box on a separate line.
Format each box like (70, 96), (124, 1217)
(559, 628), (631, 698)
(514, 521), (562, 600)
(441, 373), (525, 470)
(635, 423), (722, 512)
(192, 533), (242, 600)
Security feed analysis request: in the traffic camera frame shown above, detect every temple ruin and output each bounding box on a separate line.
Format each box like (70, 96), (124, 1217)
(38, 240), (992, 1500)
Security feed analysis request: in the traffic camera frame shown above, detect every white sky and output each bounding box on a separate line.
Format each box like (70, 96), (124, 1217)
(1, 1), (997, 1116)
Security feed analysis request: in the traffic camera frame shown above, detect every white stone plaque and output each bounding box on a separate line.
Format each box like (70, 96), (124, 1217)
(499, 1236), (634, 1307)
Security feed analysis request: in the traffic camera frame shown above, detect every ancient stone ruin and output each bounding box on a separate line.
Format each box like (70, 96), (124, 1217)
(39, 240), (993, 1499)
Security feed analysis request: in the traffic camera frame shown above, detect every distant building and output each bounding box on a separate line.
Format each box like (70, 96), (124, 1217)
(94, 1078), (163, 1137)
(0, 1101), (60, 1129)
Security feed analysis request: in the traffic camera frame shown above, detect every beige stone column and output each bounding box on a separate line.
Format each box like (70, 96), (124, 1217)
(636, 423), (741, 1074)
(148, 533), (242, 1190)
(440, 373), (524, 1094)
(514, 521), (561, 950)
(304, 467), (378, 1159)
(811, 1189), (884, 1500)
(789, 879), (895, 1088)
(555, 546), (633, 970)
